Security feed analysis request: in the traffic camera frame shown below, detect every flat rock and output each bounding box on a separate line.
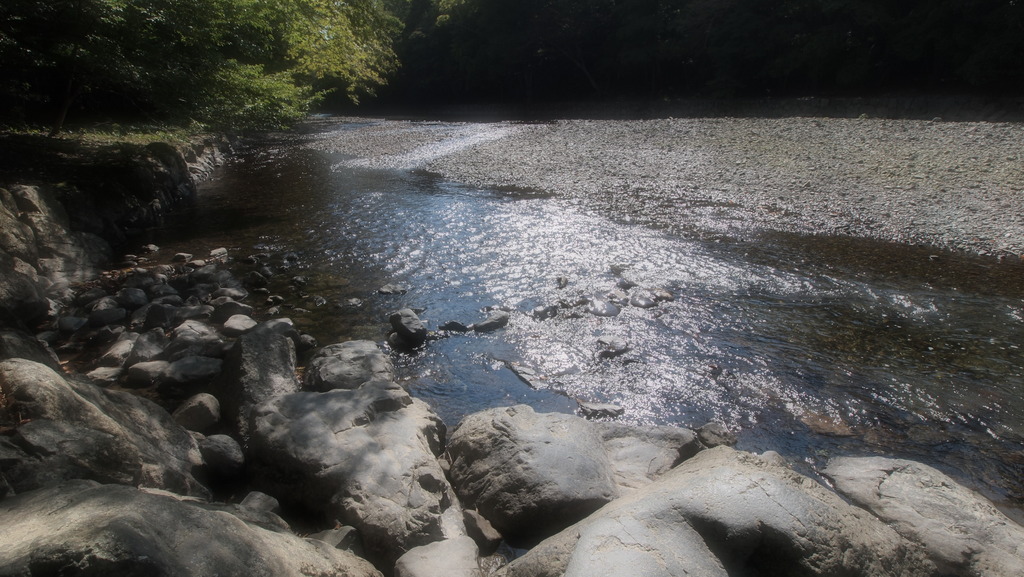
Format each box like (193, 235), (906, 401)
(472, 310), (510, 333)
(304, 340), (395, 392)
(222, 314), (258, 337)
(0, 481), (381, 577)
(498, 447), (933, 577)
(247, 379), (450, 566)
(825, 456), (1024, 577)
(0, 359), (206, 497)
(394, 536), (482, 577)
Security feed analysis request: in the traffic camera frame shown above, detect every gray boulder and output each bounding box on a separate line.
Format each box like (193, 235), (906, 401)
(219, 324), (300, 437)
(472, 310), (510, 333)
(0, 359), (207, 497)
(124, 327), (169, 367)
(199, 434), (245, 481)
(825, 456), (1024, 577)
(446, 405), (700, 544)
(125, 359), (171, 387)
(172, 393), (221, 433)
(305, 340), (396, 392)
(0, 481), (381, 577)
(160, 356), (223, 396)
(247, 379), (449, 565)
(210, 296), (253, 323)
(394, 536), (483, 577)
(97, 331), (139, 367)
(163, 320), (225, 361)
(390, 308), (429, 347)
(498, 447), (932, 577)
(0, 254), (49, 327)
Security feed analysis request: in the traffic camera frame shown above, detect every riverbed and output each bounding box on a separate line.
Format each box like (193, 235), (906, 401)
(153, 116), (1024, 520)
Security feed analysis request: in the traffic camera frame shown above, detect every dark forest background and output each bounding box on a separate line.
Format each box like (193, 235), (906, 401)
(3, 0), (1023, 131)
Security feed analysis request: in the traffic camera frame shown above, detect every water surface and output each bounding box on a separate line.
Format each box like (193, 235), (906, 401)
(155, 120), (1024, 519)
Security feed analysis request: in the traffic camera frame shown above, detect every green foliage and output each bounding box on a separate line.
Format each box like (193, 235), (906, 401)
(0, 0), (403, 131)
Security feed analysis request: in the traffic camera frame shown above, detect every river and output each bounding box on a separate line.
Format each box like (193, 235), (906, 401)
(152, 118), (1024, 520)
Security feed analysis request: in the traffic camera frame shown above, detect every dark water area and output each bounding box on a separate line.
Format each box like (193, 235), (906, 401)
(152, 121), (1024, 521)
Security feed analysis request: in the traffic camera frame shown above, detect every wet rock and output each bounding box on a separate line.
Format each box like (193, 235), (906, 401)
(219, 323), (300, 437)
(446, 405), (700, 544)
(825, 456), (1024, 577)
(390, 308), (429, 347)
(439, 320), (470, 332)
(504, 362), (546, 389)
(586, 298), (620, 317)
(500, 447), (932, 577)
(697, 422), (738, 448)
(266, 294), (285, 306)
(305, 340), (395, 392)
(0, 481), (381, 577)
(578, 401), (625, 419)
(222, 314), (258, 337)
(247, 380), (450, 566)
(394, 536), (482, 577)
(628, 290), (658, 308)
(172, 393), (221, 433)
(0, 359), (206, 497)
(616, 278), (638, 290)
(531, 304), (559, 320)
(556, 276), (569, 289)
(472, 310), (510, 333)
(596, 335), (630, 359)
(651, 288), (675, 302)
(378, 283), (410, 295)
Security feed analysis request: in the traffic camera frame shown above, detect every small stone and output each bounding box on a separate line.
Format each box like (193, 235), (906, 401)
(556, 276), (569, 289)
(240, 491), (281, 514)
(697, 422), (737, 448)
(596, 336), (630, 359)
(378, 283), (409, 295)
(209, 247), (229, 261)
(463, 509), (502, 555)
(89, 307), (127, 327)
(115, 287), (149, 310)
(57, 316), (88, 334)
(222, 314), (257, 337)
(172, 393), (221, 433)
(126, 360), (170, 387)
(140, 244), (160, 254)
(578, 401), (625, 419)
(473, 310), (510, 333)
(173, 252), (193, 263)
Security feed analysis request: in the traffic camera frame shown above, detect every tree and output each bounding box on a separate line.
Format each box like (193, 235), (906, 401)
(0, 0), (403, 132)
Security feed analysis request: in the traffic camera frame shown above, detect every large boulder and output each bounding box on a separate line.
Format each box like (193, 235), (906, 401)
(0, 359), (207, 497)
(247, 379), (450, 566)
(218, 323), (300, 436)
(0, 251), (49, 327)
(446, 405), (701, 544)
(497, 447), (933, 577)
(0, 329), (60, 369)
(0, 480), (382, 577)
(394, 536), (482, 577)
(304, 340), (395, 391)
(825, 456), (1024, 577)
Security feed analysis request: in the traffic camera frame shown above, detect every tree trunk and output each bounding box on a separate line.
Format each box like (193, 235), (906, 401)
(49, 77), (80, 137)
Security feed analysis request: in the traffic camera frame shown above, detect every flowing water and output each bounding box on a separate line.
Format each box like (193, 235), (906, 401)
(153, 119), (1024, 519)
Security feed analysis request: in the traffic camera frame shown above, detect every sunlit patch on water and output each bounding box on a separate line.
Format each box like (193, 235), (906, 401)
(154, 121), (1024, 520)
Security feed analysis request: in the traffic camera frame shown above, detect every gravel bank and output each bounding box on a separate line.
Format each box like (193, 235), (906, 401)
(314, 117), (1024, 256)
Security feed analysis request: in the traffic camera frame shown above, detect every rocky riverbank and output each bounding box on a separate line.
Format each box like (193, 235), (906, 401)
(2, 123), (1024, 576)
